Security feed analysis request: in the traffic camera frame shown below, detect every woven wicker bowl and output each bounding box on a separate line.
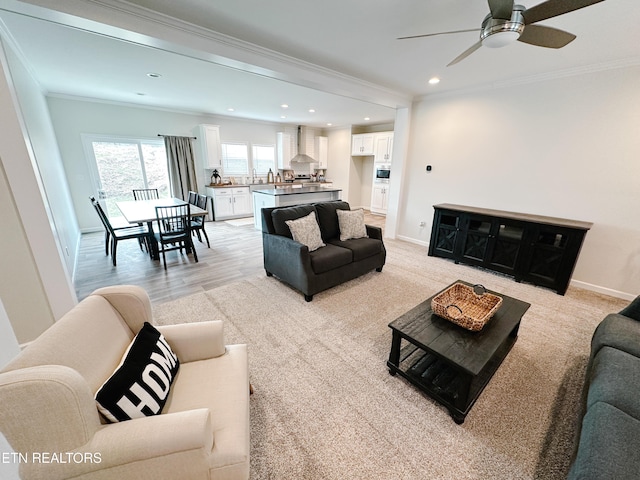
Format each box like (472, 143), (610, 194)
(431, 283), (503, 332)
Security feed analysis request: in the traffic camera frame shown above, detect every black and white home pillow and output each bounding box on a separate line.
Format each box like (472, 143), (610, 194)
(96, 322), (180, 422)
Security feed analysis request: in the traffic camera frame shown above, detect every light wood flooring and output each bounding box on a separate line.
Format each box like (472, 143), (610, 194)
(74, 212), (386, 304)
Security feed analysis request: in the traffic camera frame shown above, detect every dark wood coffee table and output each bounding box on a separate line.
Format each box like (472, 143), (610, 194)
(387, 280), (530, 424)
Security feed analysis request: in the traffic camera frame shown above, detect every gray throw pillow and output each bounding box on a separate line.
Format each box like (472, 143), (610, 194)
(285, 211), (325, 251)
(337, 208), (368, 241)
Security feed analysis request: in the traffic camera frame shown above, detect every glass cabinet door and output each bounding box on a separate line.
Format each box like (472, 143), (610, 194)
(522, 227), (570, 286)
(461, 216), (492, 264)
(487, 223), (525, 274)
(432, 213), (460, 259)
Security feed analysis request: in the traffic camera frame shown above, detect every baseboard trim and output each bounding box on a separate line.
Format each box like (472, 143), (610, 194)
(569, 280), (635, 301)
(81, 227), (103, 234)
(396, 235), (429, 247)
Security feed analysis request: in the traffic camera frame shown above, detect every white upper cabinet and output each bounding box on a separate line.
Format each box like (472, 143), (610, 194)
(277, 132), (297, 170)
(374, 132), (394, 163)
(195, 124), (222, 169)
(351, 133), (375, 156)
(314, 136), (328, 169)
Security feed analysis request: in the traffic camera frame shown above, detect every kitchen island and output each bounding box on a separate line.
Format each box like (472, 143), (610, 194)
(253, 185), (342, 230)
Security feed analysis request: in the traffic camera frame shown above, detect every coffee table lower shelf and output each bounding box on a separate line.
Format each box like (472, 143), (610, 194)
(387, 332), (518, 424)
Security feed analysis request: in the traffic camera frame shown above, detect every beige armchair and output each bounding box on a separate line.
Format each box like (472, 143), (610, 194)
(0, 286), (250, 480)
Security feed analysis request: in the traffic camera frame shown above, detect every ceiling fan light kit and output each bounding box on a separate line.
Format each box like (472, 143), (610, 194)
(399, 0), (605, 65)
(480, 7), (525, 48)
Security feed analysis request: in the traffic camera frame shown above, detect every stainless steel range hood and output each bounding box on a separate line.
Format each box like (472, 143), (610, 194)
(291, 125), (315, 163)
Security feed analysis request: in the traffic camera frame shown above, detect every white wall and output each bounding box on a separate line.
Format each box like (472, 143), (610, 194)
(357, 157), (375, 209)
(399, 66), (640, 298)
(325, 127), (354, 205)
(46, 97), (284, 231)
(0, 299), (20, 480)
(4, 46), (80, 279)
(0, 162), (52, 344)
(0, 298), (20, 369)
(0, 37), (76, 343)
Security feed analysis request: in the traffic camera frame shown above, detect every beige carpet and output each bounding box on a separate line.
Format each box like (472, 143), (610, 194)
(153, 239), (628, 480)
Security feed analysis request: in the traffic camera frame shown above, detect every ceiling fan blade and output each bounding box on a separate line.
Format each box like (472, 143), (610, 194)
(522, 0), (605, 25)
(447, 41), (482, 67)
(517, 24), (576, 48)
(397, 29), (480, 40)
(488, 0), (514, 20)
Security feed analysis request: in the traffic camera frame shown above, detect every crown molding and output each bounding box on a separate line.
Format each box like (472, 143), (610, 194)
(491, 56), (640, 89)
(6, 0), (411, 110)
(0, 17), (45, 93)
(46, 91), (296, 128)
(416, 56), (640, 102)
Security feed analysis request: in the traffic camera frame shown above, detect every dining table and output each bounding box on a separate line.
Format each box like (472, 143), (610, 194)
(116, 197), (208, 260)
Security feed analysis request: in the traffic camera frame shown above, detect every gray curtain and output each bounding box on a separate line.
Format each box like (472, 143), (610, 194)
(164, 136), (197, 200)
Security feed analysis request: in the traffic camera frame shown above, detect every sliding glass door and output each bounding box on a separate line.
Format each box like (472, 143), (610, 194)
(83, 135), (170, 219)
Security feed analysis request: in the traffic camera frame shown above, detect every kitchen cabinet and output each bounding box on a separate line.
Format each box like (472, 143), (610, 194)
(351, 134), (375, 156)
(428, 204), (592, 295)
(195, 124), (222, 168)
(370, 185), (389, 214)
(314, 136), (328, 169)
(374, 132), (393, 163)
(277, 132), (297, 170)
(208, 186), (252, 221)
(253, 186), (343, 230)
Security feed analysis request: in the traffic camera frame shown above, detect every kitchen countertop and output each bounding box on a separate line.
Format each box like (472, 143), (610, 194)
(253, 186), (342, 196)
(206, 184), (252, 188)
(207, 182), (332, 188)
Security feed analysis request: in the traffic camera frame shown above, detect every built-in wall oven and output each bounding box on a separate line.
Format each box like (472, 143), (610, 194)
(375, 164), (391, 183)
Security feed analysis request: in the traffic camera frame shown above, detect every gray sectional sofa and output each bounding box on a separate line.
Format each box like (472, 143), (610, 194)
(261, 200), (386, 301)
(568, 297), (640, 479)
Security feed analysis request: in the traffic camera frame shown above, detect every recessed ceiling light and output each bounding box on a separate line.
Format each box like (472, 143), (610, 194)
(308, 108), (316, 113)
(428, 77), (440, 85)
(327, 123), (332, 126)
(280, 115), (287, 119)
(281, 104), (289, 109)
(227, 108), (235, 112)
(146, 72), (162, 78)
(364, 117), (370, 121)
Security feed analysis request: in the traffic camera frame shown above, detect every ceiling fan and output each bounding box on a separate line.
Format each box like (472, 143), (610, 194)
(398, 0), (605, 66)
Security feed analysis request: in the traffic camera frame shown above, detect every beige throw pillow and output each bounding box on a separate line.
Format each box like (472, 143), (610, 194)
(285, 212), (325, 251)
(337, 208), (368, 241)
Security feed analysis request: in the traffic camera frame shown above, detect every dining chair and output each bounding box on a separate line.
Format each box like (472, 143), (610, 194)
(188, 190), (198, 206)
(191, 194), (210, 248)
(154, 203), (198, 270)
(90, 196), (150, 266)
(132, 188), (159, 200)
(132, 188), (160, 249)
(90, 196), (144, 255)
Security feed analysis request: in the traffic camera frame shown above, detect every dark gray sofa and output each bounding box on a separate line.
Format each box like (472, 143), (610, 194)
(568, 297), (640, 479)
(261, 200), (386, 301)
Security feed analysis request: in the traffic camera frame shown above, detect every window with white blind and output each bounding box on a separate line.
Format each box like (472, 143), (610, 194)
(252, 144), (276, 174)
(221, 143), (249, 175)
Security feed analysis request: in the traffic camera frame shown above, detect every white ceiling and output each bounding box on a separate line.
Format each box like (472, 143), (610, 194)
(0, 0), (638, 128)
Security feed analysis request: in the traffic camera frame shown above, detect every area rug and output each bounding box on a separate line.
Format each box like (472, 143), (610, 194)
(153, 239), (627, 480)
